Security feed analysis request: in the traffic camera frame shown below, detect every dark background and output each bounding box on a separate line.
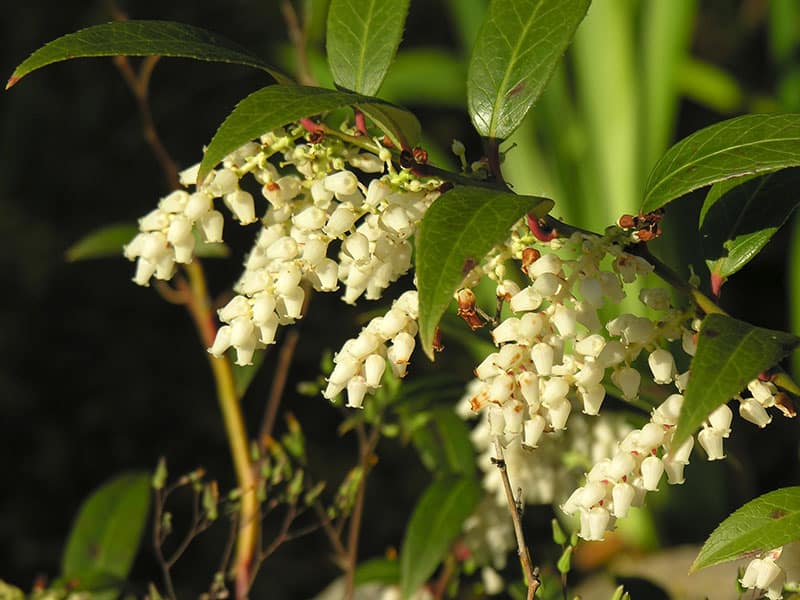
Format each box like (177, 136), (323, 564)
(2, 1), (799, 598)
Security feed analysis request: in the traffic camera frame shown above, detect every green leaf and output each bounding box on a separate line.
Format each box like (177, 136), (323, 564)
(467, 0), (590, 139)
(7, 20), (290, 89)
(66, 224), (138, 262)
(673, 314), (800, 446)
(326, 0), (410, 95)
(641, 113), (800, 213)
(198, 85), (420, 181)
(411, 408), (477, 477)
(700, 168), (800, 278)
(354, 557), (401, 586)
(62, 472), (151, 588)
(692, 487), (800, 572)
(400, 476), (481, 599)
(415, 186), (553, 359)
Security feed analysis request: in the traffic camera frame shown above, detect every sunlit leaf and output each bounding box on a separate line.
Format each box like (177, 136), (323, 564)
(7, 20), (289, 89)
(692, 487), (800, 572)
(467, 0), (590, 139)
(673, 314), (800, 446)
(198, 85), (419, 181)
(700, 169), (800, 278)
(416, 186), (553, 359)
(62, 472), (151, 589)
(326, 0), (409, 95)
(642, 113), (800, 213)
(400, 476), (481, 599)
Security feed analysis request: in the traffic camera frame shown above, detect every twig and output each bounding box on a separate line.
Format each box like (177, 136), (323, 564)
(344, 423), (381, 600)
(280, 0), (317, 86)
(492, 438), (540, 600)
(152, 488), (178, 600)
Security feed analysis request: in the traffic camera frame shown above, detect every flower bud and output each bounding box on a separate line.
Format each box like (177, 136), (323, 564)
(708, 403), (733, 436)
(587, 506), (610, 541)
(314, 258), (339, 291)
(532, 272), (561, 297)
(518, 371), (540, 407)
(523, 414), (546, 447)
(349, 153), (384, 173)
(612, 482), (635, 518)
(639, 423), (666, 450)
(531, 343), (554, 375)
(747, 379), (776, 404)
(225, 190), (256, 224)
(324, 171), (359, 196)
(495, 344), (525, 371)
(652, 393), (684, 426)
(390, 332), (415, 365)
(552, 304), (577, 337)
(648, 348), (676, 385)
(611, 366), (641, 400)
(491, 317), (521, 345)
(380, 205), (412, 237)
(210, 169), (238, 197)
(364, 354), (386, 387)
(575, 334), (606, 358)
(579, 384), (606, 415)
(640, 455), (664, 491)
(219, 295), (251, 322)
(517, 312), (545, 341)
(542, 377), (570, 405)
(266, 236), (298, 260)
(364, 179), (391, 208)
(670, 435), (694, 464)
(133, 258), (157, 286)
(739, 397), (772, 428)
(662, 454), (686, 485)
(698, 427), (725, 460)
(200, 210), (224, 243)
(294, 206), (327, 231)
(346, 376), (368, 409)
(208, 325), (233, 357)
(280, 286), (305, 319)
(503, 402), (524, 435)
(596, 340), (626, 368)
(324, 205), (357, 237)
(579, 276), (604, 308)
(608, 451), (636, 481)
(547, 397), (571, 430)
(509, 287), (543, 313)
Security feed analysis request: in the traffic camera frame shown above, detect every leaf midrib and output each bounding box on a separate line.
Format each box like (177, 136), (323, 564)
(488, 2), (545, 138)
(645, 135), (800, 205)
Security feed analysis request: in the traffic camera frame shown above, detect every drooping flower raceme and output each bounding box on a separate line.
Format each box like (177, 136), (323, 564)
(456, 228), (790, 544)
(123, 124), (441, 366)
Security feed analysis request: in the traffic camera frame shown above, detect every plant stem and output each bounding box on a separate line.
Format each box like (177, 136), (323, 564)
(183, 262), (259, 599)
(492, 438), (539, 600)
(344, 423), (381, 600)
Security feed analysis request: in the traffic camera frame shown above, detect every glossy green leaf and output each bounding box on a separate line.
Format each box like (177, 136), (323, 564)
(416, 186), (553, 359)
(62, 472), (151, 587)
(66, 224), (139, 262)
(692, 487), (800, 572)
(198, 85), (420, 181)
(400, 476), (481, 599)
(642, 113), (800, 213)
(673, 314), (800, 446)
(411, 408), (476, 477)
(467, 0), (590, 139)
(700, 169), (800, 278)
(326, 0), (409, 95)
(354, 557), (401, 585)
(7, 20), (290, 89)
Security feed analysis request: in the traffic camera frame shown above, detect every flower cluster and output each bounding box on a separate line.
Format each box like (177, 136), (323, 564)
(124, 124), (440, 366)
(459, 229), (789, 544)
(323, 290), (419, 407)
